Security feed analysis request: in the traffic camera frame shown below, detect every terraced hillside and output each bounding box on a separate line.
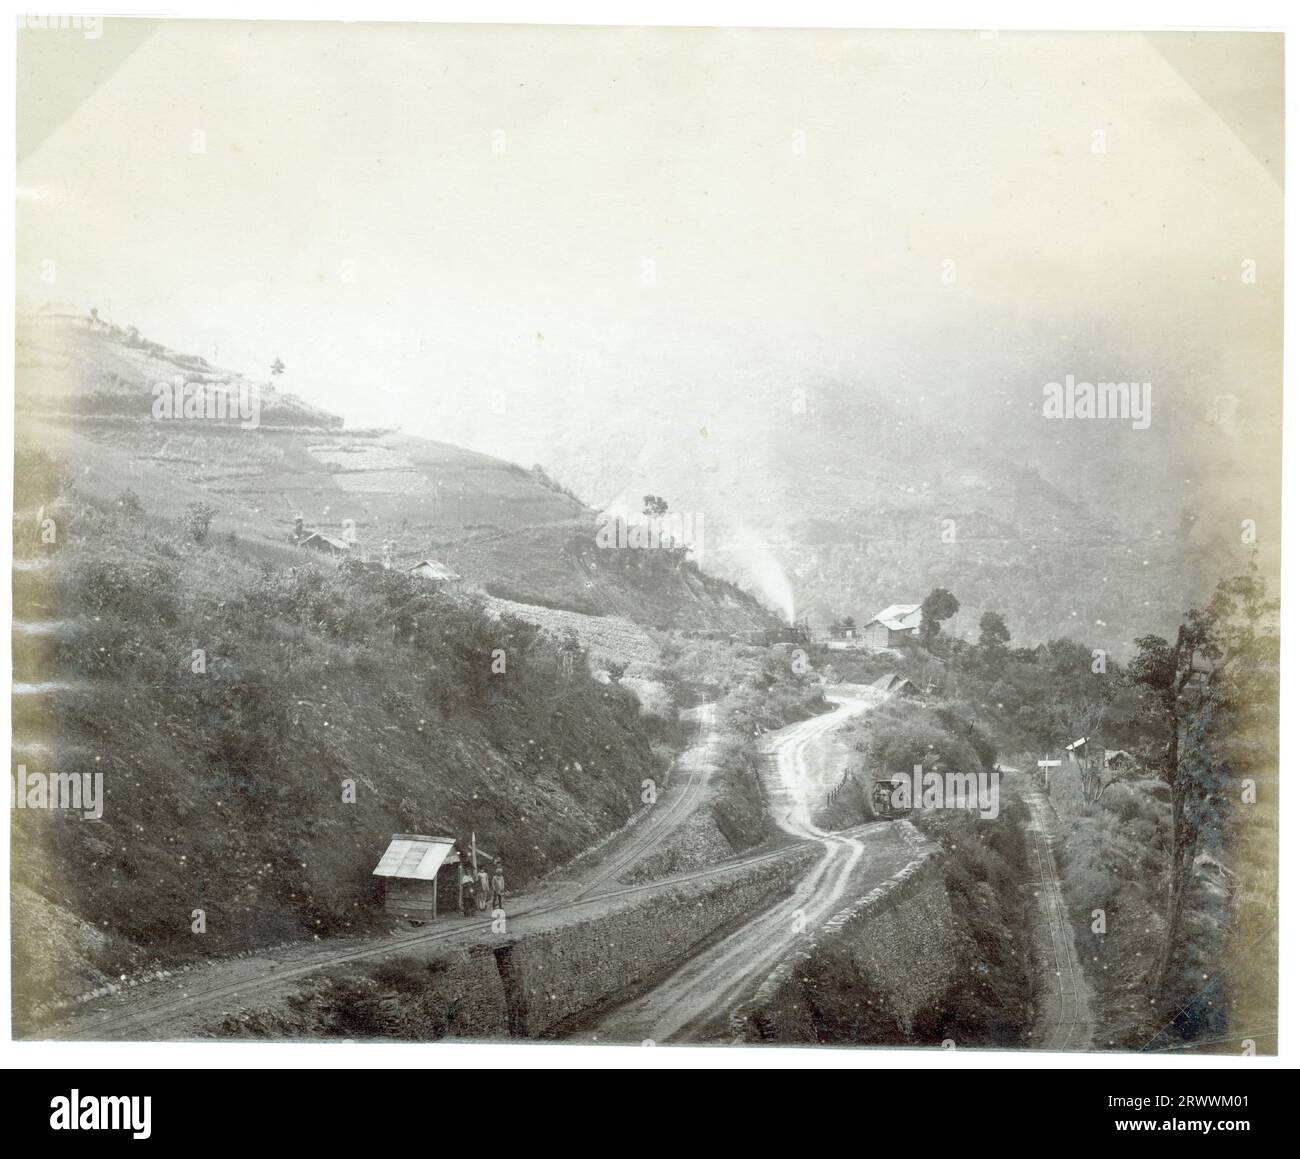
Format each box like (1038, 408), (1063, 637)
(15, 312), (777, 633)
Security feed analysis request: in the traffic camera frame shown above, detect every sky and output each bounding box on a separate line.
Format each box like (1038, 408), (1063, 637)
(17, 22), (1283, 493)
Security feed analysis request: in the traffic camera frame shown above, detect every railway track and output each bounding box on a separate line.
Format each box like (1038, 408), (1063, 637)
(57, 835), (824, 1041)
(51, 696), (753, 1042)
(568, 697), (718, 902)
(56, 691), (888, 1044)
(1025, 790), (1089, 1050)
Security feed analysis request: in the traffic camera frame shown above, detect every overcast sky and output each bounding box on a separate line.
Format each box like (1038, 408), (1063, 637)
(18, 22), (1282, 476)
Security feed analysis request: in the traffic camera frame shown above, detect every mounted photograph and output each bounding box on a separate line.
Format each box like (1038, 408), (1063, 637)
(11, 18), (1281, 1054)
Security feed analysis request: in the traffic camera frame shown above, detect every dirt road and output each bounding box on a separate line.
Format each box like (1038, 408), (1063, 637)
(591, 688), (908, 1043)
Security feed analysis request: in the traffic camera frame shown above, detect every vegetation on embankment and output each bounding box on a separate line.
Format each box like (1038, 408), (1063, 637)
(911, 798), (1036, 1047)
(822, 573), (1278, 1053)
(811, 695), (997, 830)
(785, 768), (1036, 1044)
(12, 454), (681, 1009)
(622, 637), (831, 882)
(210, 843), (825, 1041)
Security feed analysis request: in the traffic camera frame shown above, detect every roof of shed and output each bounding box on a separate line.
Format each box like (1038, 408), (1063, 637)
(372, 834), (457, 880)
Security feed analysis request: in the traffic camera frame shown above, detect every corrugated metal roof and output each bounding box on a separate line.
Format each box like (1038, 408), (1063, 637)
(871, 604), (922, 631)
(372, 834), (457, 880)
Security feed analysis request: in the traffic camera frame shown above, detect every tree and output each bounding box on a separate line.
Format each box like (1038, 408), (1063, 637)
(978, 611), (1010, 651)
(642, 495), (668, 517)
(1062, 709), (1129, 804)
(920, 588), (960, 645)
(1129, 558), (1277, 996)
(184, 502), (217, 544)
(271, 357), (285, 376)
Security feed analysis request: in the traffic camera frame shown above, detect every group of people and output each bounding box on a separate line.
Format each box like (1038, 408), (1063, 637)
(459, 860), (506, 917)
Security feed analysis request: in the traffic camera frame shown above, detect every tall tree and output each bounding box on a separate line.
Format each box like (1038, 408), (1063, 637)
(920, 587), (959, 645)
(978, 611), (1011, 650)
(1129, 558), (1277, 995)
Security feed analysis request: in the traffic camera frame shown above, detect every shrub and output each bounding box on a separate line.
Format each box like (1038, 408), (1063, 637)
(184, 501), (217, 543)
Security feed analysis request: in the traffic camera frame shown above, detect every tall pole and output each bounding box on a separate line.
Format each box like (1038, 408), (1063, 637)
(471, 831), (478, 877)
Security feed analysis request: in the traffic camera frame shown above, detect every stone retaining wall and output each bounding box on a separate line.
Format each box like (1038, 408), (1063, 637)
(410, 845), (822, 1039)
(732, 830), (957, 1043)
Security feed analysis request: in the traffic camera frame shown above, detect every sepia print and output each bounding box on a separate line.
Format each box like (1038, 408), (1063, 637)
(12, 19), (1281, 1053)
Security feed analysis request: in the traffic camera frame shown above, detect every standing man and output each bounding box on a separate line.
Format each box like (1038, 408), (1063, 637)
(491, 865), (505, 910)
(461, 859), (475, 918)
(476, 865), (490, 911)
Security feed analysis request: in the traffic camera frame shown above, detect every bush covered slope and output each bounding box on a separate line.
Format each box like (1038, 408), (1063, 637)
(13, 475), (673, 1004)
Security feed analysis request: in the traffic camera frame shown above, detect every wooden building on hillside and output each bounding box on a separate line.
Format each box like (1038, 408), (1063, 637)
(372, 833), (460, 921)
(861, 603), (923, 649)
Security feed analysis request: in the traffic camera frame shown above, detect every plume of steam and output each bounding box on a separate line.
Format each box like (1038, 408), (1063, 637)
(703, 520), (795, 624)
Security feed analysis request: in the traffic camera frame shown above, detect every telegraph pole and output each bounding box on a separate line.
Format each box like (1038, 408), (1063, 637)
(1037, 755), (1061, 791)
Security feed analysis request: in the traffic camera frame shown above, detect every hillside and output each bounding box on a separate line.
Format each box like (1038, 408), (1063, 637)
(12, 467), (690, 1012)
(15, 311), (776, 633)
(528, 357), (1268, 656)
(11, 311), (781, 1018)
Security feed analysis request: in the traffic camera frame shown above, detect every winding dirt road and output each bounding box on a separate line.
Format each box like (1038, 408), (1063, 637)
(567, 700), (719, 902)
(592, 688), (909, 1043)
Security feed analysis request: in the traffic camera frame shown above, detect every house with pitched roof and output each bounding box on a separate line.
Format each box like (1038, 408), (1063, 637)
(861, 603), (923, 649)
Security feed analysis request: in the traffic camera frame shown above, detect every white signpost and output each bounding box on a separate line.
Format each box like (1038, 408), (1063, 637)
(1037, 757), (1062, 788)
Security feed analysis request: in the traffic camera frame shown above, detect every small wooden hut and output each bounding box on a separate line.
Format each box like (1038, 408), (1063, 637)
(372, 833), (459, 921)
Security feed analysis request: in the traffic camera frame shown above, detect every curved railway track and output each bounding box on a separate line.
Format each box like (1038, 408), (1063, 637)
(53, 696), (744, 1042)
(567, 697), (718, 902)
